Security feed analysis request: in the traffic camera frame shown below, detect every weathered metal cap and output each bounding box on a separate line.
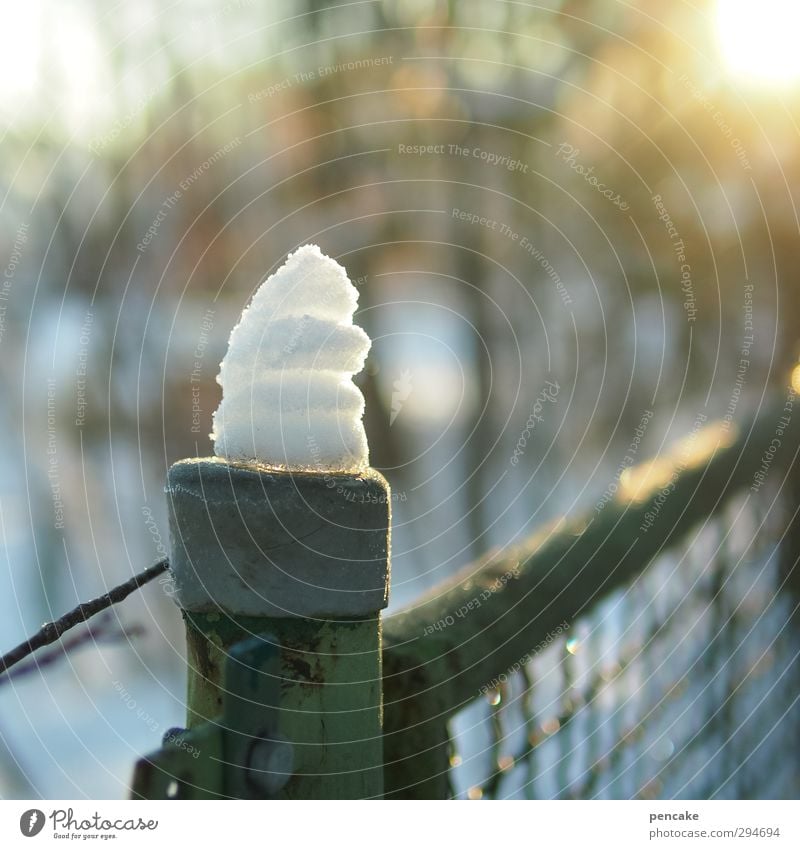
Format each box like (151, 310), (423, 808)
(166, 458), (391, 618)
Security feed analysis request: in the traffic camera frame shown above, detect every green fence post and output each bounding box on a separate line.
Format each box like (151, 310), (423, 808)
(166, 458), (391, 799)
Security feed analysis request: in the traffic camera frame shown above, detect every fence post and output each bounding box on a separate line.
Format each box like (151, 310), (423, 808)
(166, 458), (391, 799)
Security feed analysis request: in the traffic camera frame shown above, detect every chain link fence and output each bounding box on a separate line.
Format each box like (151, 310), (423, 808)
(446, 486), (800, 799)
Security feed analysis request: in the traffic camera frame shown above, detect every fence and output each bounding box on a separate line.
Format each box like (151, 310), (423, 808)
(441, 487), (799, 799)
(131, 390), (800, 799)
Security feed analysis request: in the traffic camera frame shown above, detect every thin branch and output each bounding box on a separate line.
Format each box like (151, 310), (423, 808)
(0, 558), (168, 677)
(0, 613), (145, 686)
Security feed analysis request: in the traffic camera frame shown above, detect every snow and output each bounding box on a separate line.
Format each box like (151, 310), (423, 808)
(211, 244), (371, 471)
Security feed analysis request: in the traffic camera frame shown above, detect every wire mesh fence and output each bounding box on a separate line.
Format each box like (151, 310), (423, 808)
(446, 485), (800, 799)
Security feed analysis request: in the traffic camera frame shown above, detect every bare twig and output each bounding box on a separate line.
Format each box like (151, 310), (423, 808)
(0, 558), (168, 677)
(0, 613), (146, 686)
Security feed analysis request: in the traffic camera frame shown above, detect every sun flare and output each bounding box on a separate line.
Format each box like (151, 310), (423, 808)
(0, 0), (107, 134)
(716, 0), (800, 84)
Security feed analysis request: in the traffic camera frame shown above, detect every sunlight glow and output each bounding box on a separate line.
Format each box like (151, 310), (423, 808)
(790, 363), (800, 395)
(0, 0), (43, 109)
(716, 0), (800, 84)
(0, 0), (109, 136)
(618, 422), (737, 505)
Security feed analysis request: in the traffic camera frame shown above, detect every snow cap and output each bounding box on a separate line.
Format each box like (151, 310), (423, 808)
(211, 244), (371, 471)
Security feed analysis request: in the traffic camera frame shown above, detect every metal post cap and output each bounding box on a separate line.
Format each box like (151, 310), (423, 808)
(166, 458), (391, 618)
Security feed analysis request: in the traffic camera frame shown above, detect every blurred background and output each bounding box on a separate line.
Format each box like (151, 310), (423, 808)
(1, 0), (799, 798)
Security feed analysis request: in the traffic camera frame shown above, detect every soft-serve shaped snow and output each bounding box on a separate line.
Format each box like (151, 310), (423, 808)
(211, 245), (371, 471)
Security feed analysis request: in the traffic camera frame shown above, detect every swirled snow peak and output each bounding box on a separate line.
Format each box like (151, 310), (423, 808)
(211, 245), (371, 471)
